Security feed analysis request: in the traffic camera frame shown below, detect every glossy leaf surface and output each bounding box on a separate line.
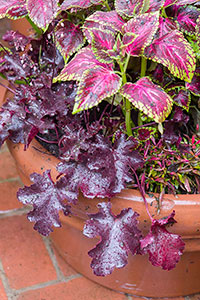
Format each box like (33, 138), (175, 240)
(121, 77), (173, 123)
(73, 66), (122, 113)
(55, 20), (84, 60)
(83, 202), (142, 276)
(144, 30), (196, 82)
(27, 0), (59, 29)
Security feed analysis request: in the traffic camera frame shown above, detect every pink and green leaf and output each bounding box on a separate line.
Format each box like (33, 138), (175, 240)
(0, 0), (25, 18)
(158, 17), (178, 37)
(55, 20), (84, 60)
(115, 0), (149, 18)
(147, 0), (165, 12)
(6, 3), (27, 19)
(167, 87), (191, 111)
(91, 28), (116, 63)
(26, 0), (59, 30)
(144, 30), (196, 82)
(83, 20), (115, 43)
(120, 77), (173, 123)
(164, 0), (199, 5)
(196, 16), (200, 44)
(122, 12), (159, 56)
(176, 6), (200, 36)
(53, 46), (113, 82)
(73, 66), (122, 113)
(61, 0), (103, 10)
(186, 74), (200, 96)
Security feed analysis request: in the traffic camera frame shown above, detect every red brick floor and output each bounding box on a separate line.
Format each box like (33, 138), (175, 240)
(0, 144), (199, 300)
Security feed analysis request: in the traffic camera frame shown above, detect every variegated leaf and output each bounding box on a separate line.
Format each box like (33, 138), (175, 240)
(158, 17), (178, 37)
(91, 28), (116, 63)
(164, 0), (199, 5)
(0, 0), (25, 18)
(122, 12), (159, 56)
(73, 66), (122, 113)
(167, 86), (191, 111)
(83, 20), (115, 44)
(61, 0), (102, 10)
(176, 6), (200, 36)
(147, 0), (165, 12)
(53, 46), (113, 82)
(6, 3), (27, 19)
(186, 74), (200, 96)
(196, 16), (200, 45)
(26, 0), (59, 30)
(115, 0), (149, 18)
(120, 77), (173, 123)
(144, 30), (196, 82)
(55, 20), (84, 60)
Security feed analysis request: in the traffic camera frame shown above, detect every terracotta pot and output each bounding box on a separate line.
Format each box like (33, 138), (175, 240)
(10, 18), (33, 36)
(6, 138), (200, 298)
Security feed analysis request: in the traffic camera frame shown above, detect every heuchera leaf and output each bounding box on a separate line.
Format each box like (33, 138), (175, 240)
(176, 6), (200, 36)
(55, 20), (84, 60)
(6, 1), (27, 19)
(186, 74), (200, 96)
(17, 170), (71, 236)
(61, 0), (102, 10)
(26, 0), (59, 30)
(140, 211), (185, 270)
(144, 30), (196, 82)
(53, 46), (113, 82)
(115, 0), (149, 18)
(122, 12), (159, 56)
(120, 77), (173, 123)
(83, 202), (142, 276)
(91, 29), (116, 63)
(73, 66), (122, 113)
(0, 0), (25, 18)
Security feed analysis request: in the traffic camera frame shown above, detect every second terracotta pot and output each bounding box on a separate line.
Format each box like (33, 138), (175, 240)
(7, 138), (200, 298)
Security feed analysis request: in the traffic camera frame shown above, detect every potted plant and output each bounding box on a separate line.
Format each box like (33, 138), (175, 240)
(0, 0), (200, 297)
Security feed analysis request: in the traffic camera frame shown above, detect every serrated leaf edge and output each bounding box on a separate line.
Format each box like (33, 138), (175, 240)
(5, 3), (27, 19)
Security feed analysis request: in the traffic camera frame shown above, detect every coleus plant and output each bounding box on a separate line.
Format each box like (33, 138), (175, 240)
(0, 0), (200, 276)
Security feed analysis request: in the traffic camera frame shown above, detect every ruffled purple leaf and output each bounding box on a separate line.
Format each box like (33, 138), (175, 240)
(120, 77), (173, 123)
(91, 29), (116, 63)
(17, 170), (71, 236)
(144, 30), (196, 82)
(176, 6), (200, 36)
(122, 12), (159, 56)
(61, 0), (102, 10)
(83, 202), (142, 276)
(26, 0), (59, 30)
(140, 211), (185, 270)
(168, 86), (191, 110)
(115, 0), (149, 18)
(55, 20), (84, 60)
(6, 1), (27, 19)
(54, 46), (113, 82)
(186, 74), (200, 96)
(3, 30), (30, 52)
(73, 66), (122, 113)
(0, 0), (25, 18)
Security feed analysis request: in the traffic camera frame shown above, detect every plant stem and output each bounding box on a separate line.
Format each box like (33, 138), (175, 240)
(119, 56), (133, 136)
(103, 0), (111, 11)
(26, 16), (42, 35)
(140, 56), (147, 78)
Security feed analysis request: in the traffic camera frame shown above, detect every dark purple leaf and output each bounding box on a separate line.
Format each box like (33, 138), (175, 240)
(168, 87), (191, 110)
(136, 127), (156, 141)
(140, 211), (185, 270)
(3, 30), (30, 52)
(176, 6), (200, 36)
(83, 202), (142, 276)
(186, 74), (200, 96)
(61, 0), (102, 10)
(120, 77), (173, 123)
(122, 12), (159, 56)
(54, 46), (113, 82)
(17, 170), (71, 236)
(27, 0), (59, 29)
(144, 30), (196, 82)
(73, 66), (122, 113)
(0, 0), (25, 18)
(55, 20), (84, 60)
(115, 0), (149, 18)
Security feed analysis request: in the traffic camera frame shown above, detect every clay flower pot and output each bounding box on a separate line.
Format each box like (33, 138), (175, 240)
(6, 138), (200, 298)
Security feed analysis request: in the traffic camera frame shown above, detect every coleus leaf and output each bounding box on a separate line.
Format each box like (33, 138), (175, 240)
(172, 89), (191, 110)
(6, 1), (27, 19)
(144, 30), (196, 82)
(0, 0), (25, 18)
(147, 0), (165, 12)
(83, 20), (116, 44)
(17, 170), (71, 236)
(120, 77), (173, 123)
(26, 0), (59, 30)
(91, 28), (116, 63)
(55, 20), (84, 60)
(73, 66), (122, 113)
(164, 0), (199, 5)
(53, 46), (113, 82)
(140, 211), (185, 270)
(122, 12), (159, 56)
(196, 16), (200, 44)
(115, 0), (149, 18)
(61, 0), (103, 10)
(186, 74), (200, 96)
(158, 17), (178, 37)
(83, 202), (142, 276)
(176, 6), (200, 36)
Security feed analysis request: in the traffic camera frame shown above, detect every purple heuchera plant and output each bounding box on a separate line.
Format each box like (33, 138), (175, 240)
(0, 0), (200, 276)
